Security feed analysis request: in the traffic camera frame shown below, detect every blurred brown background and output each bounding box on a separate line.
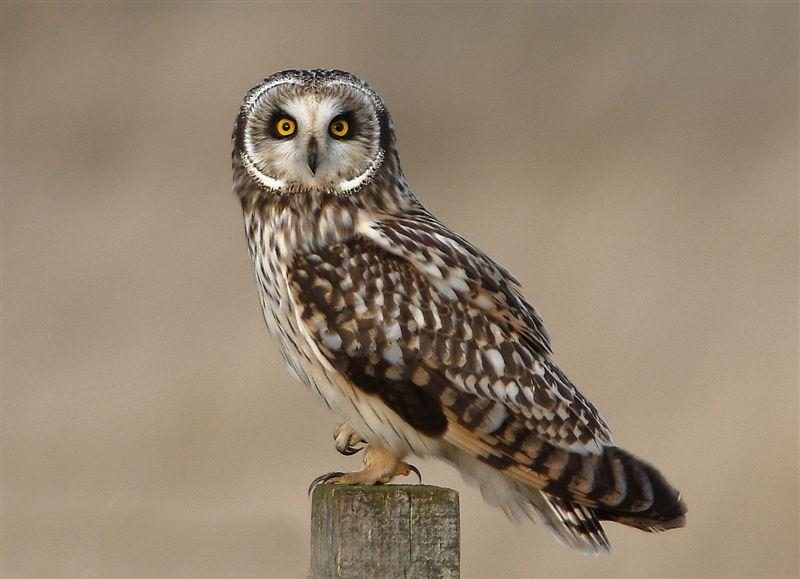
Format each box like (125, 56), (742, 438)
(2, 2), (797, 578)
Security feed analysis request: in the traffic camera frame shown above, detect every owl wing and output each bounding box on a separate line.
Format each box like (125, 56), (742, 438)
(359, 210), (554, 358)
(288, 225), (612, 456)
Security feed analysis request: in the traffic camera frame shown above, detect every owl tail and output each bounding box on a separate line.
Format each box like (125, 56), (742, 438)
(448, 441), (685, 554)
(530, 491), (612, 555)
(589, 446), (688, 532)
(529, 445), (685, 553)
(537, 443), (687, 533)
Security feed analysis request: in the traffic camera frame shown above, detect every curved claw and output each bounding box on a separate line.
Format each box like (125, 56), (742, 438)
(339, 443), (364, 456)
(308, 471), (344, 496)
(334, 423), (366, 456)
(406, 463), (422, 484)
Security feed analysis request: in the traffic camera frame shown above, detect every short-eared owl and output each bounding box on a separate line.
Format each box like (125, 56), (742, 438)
(232, 69), (686, 553)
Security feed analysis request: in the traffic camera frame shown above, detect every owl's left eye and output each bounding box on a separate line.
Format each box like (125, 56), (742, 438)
(329, 116), (351, 139)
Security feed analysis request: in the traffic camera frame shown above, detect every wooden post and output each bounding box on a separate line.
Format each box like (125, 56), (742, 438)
(311, 484), (460, 579)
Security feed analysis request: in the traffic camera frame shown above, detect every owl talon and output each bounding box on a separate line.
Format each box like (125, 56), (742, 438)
(308, 446), (419, 496)
(405, 463), (422, 484)
(308, 471), (346, 496)
(334, 422), (366, 456)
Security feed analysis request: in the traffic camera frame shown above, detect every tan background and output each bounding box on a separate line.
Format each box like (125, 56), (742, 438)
(2, 2), (798, 578)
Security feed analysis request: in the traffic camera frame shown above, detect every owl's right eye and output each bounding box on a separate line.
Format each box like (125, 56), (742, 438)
(272, 116), (297, 138)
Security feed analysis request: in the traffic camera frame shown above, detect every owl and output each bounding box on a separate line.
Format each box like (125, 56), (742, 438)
(231, 69), (686, 554)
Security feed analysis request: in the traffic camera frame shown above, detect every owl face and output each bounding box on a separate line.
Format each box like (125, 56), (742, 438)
(236, 70), (388, 195)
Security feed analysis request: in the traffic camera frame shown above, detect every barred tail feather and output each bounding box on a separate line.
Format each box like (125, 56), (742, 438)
(446, 448), (613, 554)
(442, 429), (685, 553)
(592, 447), (687, 531)
(531, 492), (611, 555)
(511, 438), (688, 534)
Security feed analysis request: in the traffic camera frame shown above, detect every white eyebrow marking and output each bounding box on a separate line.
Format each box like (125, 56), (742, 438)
(244, 77), (301, 111)
(325, 79), (385, 112)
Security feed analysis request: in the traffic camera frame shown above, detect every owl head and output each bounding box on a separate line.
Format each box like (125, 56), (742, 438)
(233, 69), (394, 197)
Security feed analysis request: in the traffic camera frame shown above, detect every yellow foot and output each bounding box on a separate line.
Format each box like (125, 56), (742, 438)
(308, 445), (422, 495)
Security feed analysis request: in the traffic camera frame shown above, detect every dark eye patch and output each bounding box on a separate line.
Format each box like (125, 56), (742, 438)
(267, 110), (297, 139)
(329, 111), (357, 140)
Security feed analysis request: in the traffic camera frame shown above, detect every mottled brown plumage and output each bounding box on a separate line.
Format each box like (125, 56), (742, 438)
(232, 69), (686, 554)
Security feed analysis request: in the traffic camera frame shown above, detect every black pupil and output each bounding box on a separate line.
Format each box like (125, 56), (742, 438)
(281, 122), (291, 132)
(335, 123), (344, 132)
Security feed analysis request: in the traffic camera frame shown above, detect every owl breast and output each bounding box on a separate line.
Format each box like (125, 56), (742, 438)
(243, 196), (439, 457)
(246, 213), (308, 383)
(244, 200), (344, 390)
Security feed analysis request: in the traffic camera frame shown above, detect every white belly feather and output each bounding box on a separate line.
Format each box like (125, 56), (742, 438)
(250, 221), (439, 459)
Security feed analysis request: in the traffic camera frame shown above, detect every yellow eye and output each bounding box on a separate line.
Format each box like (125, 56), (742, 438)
(329, 118), (350, 138)
(274, 117), (296, 138)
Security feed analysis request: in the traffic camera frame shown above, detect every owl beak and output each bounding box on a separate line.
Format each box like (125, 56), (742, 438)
(307, 138), (319, 176)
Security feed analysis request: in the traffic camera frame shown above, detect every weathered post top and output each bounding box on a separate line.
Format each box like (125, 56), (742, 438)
(311, 484), (460, 579)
